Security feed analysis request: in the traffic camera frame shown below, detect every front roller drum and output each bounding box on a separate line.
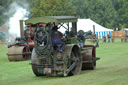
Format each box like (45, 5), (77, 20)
(31, 48), (44, 76)
(81, 46), (96, 70)
(8, 46), (30, 61)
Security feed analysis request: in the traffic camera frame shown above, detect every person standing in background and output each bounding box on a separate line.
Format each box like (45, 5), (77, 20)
(108, 33), (111, 43)
(103, 34), (106, 43)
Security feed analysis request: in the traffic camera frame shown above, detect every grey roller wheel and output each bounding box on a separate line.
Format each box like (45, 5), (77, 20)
(82, 56), (96, 70)
(82, 47), (96, 70)
(31, 48), (43, 76)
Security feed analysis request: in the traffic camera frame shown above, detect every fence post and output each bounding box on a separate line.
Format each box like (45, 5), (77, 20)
(0, 40), (1, 46)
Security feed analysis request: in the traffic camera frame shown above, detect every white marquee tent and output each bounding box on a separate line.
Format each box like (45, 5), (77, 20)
(77, 19), (113, 39)
(77, 19), (113, 32)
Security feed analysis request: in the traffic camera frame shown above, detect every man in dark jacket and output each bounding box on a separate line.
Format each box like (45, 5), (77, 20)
(108, 33), (111, 42)
(51, 26), (65, 52)
(77, 30), (85, 48)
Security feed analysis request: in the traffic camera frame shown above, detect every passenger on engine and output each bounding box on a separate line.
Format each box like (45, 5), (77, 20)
(51, 25), (65, 53)
(77, 30), (85, 48)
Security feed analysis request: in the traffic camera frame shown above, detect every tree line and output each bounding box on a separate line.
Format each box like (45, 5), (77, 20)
(0, 0), (128, 30)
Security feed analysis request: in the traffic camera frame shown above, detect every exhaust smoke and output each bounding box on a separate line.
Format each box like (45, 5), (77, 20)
(8, 2), (29, 37)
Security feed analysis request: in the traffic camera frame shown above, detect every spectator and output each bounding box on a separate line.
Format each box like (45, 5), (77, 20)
(103, 34), (106, 43)
(108, 33), (111, 42)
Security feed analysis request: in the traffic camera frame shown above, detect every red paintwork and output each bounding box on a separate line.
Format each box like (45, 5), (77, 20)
(39, 24), (46, 26)
(27, 40), (34, 49)
(84, 45), (96, 57)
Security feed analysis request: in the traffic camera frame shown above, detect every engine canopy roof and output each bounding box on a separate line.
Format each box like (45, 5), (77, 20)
(25, 16), (78, 25)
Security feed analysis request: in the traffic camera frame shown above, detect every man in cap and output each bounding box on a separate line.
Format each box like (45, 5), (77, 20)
(51, 25), (65, 52)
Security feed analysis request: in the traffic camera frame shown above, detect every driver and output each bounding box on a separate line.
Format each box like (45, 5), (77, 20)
(51, 25), (65, 52)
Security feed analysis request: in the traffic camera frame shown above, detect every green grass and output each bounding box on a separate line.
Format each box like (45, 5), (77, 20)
(0, 41), (128, 85)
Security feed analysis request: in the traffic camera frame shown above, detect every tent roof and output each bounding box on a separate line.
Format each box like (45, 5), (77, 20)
(77, 19), (113, 32)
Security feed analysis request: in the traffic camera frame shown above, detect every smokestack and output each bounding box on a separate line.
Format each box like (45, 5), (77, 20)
(19, 20), (24, 38)
(93, 25), (95, 34)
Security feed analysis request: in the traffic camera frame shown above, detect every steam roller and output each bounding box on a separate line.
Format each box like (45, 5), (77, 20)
(26, 16), (100, 77)
(7, 20), (35, 61)
(8, 46), (31, 61)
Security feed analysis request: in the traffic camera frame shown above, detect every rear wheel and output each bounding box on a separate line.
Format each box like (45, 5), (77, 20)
(68, 49), (82, 76)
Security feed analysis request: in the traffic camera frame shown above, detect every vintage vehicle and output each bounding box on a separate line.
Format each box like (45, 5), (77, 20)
(7, 20), (35, 61)
(25, 16), (100, 76)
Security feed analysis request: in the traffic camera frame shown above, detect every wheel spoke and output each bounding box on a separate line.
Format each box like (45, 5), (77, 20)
(68, 50), (82, 76)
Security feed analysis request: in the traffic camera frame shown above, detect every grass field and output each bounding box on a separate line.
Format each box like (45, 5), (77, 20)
(0, 40), (128, 85)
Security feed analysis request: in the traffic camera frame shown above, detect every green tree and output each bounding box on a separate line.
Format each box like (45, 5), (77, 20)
(0, 0), (10, 25)
(73, 0), (118, 29)
(117, 0), (128, 28)
(31, 0), (75, 17)
(112, 0), (128, 29)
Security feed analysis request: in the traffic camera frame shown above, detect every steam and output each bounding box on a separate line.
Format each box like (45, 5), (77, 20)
(8, 2), (29, 37)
